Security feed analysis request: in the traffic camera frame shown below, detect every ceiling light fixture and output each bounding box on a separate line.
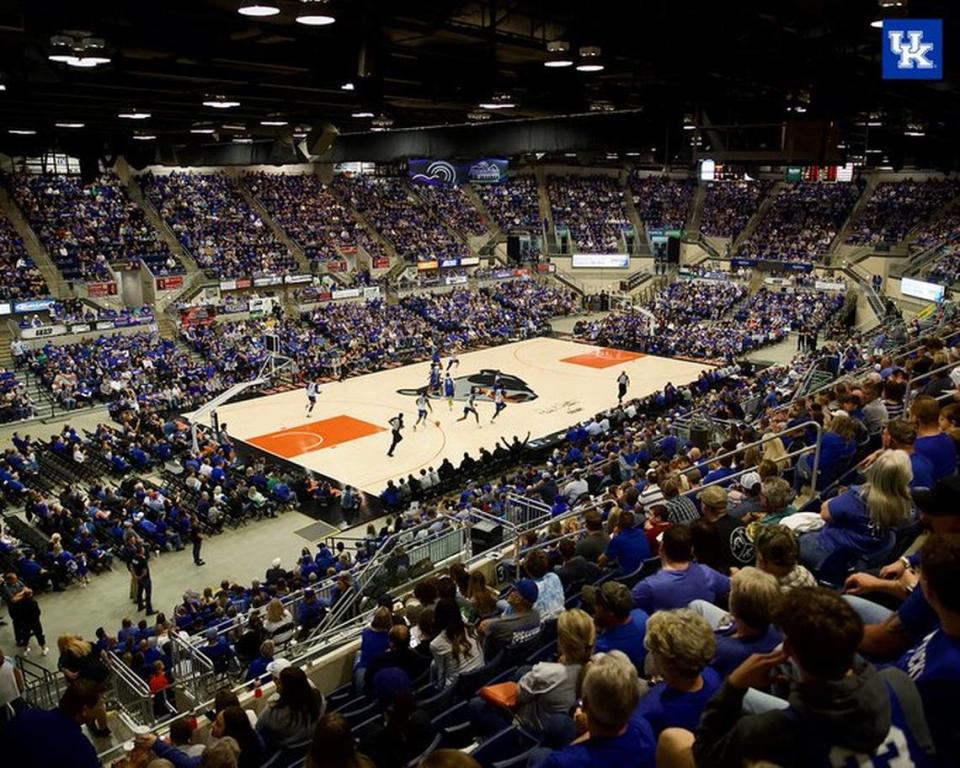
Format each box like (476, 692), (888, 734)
(55, 122), (84, 128)
(479, 93), (516, 110)
(233, 136), (254, 144)
(467, 110), (491, 121)
(260, 118), (288, 126)
(904, 122), (925, 137)
(341, 82), (355, 91)
(48, 34), (111, 68)
(221, 123), (247, 131)
(8, 129), (36, 135)
(296, 0), (336, 25)
(544, 40), (574, 68)
(238, 1), (281, 16)
(576, 46), (604, 72)
(190, 124), (217, 134)
(371, 114), (394, 130)
(132, 133), (157, 141)
(203, 96), (240, 108)
(351, 110), (375, 118)
(118, 110), (151, 120)
(0, 85), (6, 92)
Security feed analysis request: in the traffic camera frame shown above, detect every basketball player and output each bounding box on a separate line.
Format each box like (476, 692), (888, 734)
(429, 362), (442, 395)
(617, 371), (630, 405)
(305, 380), (321, 416)
(387, 413), (404, 457)
(457, 387), (481, 426)
(446, 353), (459, 372)
(413, 391), (433, 430)
(491, 387), (507, 423)
(443, 373), (456, 410)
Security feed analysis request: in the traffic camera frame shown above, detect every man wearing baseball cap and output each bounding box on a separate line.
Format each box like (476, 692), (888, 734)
(479, 578), (541, 658)
(730, 471), (763, 519)
(844, 475), (960, 661)
(698, 485), (754, 574)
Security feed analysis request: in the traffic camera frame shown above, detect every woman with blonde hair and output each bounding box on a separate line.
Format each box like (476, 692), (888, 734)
(57, 633), (111, 735)
(799, 448), (913, 573)
(469, 607), (596, 737)
(466, 571), (498, 621)
(262, 598), (295, 644)
(760, 433), (789, 470)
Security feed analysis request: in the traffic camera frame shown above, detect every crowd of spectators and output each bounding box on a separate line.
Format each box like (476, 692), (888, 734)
(243, 173), (389, 265)
(0, 211), (47, 299)
(846, 179), (960, 245)
(927, 244), (960, 287)
(0, 369), (36, 423)
(737, 182), (860, 263)
(548, 175), (631, 253)
(575, 281), (845, 361)
(699, 180), (773, 238)
(414, 185), (490, 238)
(7, 172), (181, 282)
(140, 172), (298, 278)
(332, 176), (468, 264)
(911, 207), (960, 251)
(629, 176), (695, 230)
(472, 175), (541, 231)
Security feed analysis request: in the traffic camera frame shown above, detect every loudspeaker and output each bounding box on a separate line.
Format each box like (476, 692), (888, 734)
(507, 235), (521, 262)
(667, 236), (680, 263)
(79, 154), (99, 185)
(471, 519), (503, 554)
(298, 122), (339, 158)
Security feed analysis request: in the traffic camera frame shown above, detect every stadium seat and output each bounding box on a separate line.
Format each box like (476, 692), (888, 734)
(619, 556), (662, 589)
(471, 725), (541, 768)
(405, 733), (442, 768)
(455, 650), (505, 699)
(431, 700), (475, 749)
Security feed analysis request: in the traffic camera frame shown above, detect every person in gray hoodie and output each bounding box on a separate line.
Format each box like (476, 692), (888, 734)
(691, 586), (936, 768)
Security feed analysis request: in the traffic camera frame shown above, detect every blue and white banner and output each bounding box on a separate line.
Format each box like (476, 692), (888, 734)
(409, 158), (509, 186)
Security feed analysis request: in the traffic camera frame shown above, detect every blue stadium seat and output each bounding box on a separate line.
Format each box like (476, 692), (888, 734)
(431, 700), (474, 749)
(471, 725), (540, 768)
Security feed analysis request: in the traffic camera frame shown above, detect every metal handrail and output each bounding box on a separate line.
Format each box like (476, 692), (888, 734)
(15, 654), (68, 711)
(904, 358), (960, 403)
(106, 650), (156, 727)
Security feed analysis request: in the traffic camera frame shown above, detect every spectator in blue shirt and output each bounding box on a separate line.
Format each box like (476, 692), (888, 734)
(4, 680), (103, 768)
(859, 418), (936, 490)
(539, 650), (656, 768)
(599, 510), (650, 574)
(799, 449), (913, 573)
(583, 581), (648, 670)
(632, 525), (730, 614)
(912, 396), (958, 482)
(636, 608), (721, 737)
(245, 639), (275, 683)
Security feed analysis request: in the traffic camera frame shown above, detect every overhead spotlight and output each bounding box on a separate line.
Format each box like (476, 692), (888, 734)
(49, 33), (111, 68)
(371, 114), (394, 130)
(341, 82), (355, 91)
(589, 100), (616, 112)
(118, 109), (151, 120)
(544, 40), (573, 68)
(0, 84), (6, 92)
(238, 1), (280, 16)
(625, 151), (640, 156)
(203, 96), (240, 108)
(8, 129), (36, 135)
(351, 110), (375, 118)
(467, 110), (491, 121)
(576, 46), (604, 72)
(479, 93), (516, 110)
(296, 0), (336, 25)
(55, 122), (84, 128)
(132, 132), (157, 141)
(904, 122), (925, 137)
(221, 123), (247, 131)
(233, 135), (254, 143)
(260, 116), (288, 126)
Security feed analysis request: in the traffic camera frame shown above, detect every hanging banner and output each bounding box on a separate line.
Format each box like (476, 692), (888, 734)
(87, 281), (118, 297)
(408, 158), (509, 186)
(156, 275), (184, 291)
(372, 257), (391, 269)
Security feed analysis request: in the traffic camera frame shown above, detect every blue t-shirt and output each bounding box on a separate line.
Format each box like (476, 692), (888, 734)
(358, 627), (390, 668)
(711, 624), (783, 678)
(605, 527), (651, 574)
(914, 433), (957, 482)
(634, 667), (722, 736)
(702, 466), (736, 487)
(896, 628), (960, 762)
(632, 563), (730, 614)
(596, 609), (649, 670)
(897, 586), (939, 641)
(541, 713), (656, 768)
(818, 486), (885, 557)
(909, 452), (937, 490)
(5, 707), (101, 768)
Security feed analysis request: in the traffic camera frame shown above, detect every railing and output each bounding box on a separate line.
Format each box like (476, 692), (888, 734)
(904, 358), (960, 404)
(15, 654), (68, 711)
(503, 492), (553, 530)
(169, 632), (218, 707)
(106, 651), (156, 727)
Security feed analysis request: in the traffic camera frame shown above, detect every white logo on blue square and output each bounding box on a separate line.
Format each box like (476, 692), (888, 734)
(883, 19), (942, 80)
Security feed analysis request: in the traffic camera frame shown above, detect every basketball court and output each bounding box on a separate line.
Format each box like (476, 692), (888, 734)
(216, 337), (712, 494)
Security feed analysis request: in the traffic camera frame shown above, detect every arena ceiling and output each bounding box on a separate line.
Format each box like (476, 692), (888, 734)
(0, 0), (956, 167)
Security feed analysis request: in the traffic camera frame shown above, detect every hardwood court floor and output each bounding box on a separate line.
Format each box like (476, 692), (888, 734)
(217, 338), (712, 493)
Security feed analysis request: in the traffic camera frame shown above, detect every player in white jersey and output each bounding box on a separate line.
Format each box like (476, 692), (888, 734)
(446, 354), (460, 372)
(305, 380), (321, 416)
(491, 387), (507, 423)
(617, 371), (630, 405)
(413, 391), (433, 430)
(457, 388), (481, 426)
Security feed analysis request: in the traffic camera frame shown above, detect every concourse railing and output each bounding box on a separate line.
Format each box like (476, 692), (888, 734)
(105, 651), (156, 728)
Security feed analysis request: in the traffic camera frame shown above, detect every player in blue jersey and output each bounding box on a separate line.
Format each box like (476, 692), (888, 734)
(429, 362), (442, 395)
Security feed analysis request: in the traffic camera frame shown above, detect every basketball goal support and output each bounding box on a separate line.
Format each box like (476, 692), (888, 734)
(188, 353), (296, 452)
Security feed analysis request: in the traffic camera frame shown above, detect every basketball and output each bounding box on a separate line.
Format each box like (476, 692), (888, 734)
(434, 420), (441, 427)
